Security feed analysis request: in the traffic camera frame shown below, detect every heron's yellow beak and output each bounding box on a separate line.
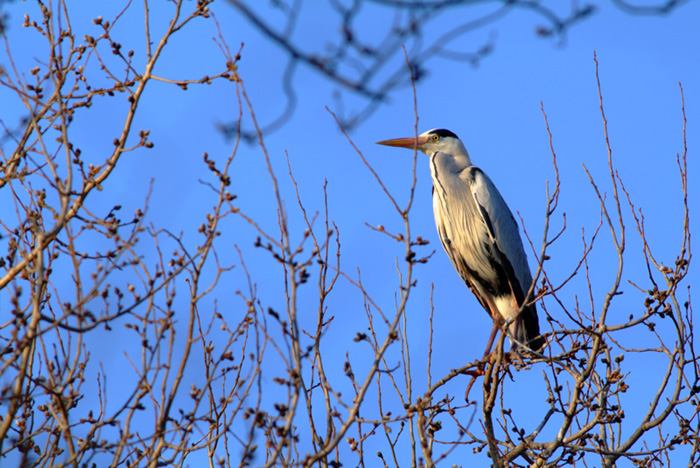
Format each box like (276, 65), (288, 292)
(376, 135), (428, 150)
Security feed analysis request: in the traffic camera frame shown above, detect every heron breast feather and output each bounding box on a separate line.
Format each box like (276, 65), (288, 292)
(434, 186), (500, 285)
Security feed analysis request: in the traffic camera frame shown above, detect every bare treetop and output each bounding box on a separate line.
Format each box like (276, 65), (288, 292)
(0, 1), (697, 467)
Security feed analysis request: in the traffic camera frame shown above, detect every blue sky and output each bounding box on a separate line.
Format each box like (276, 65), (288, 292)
(1, 0), (698, 466)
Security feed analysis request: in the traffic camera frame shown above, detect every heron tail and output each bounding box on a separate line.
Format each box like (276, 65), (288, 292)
(512, 304), (544, 352)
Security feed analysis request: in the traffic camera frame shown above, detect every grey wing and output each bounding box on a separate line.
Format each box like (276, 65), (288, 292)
(465, 167), (534, 303)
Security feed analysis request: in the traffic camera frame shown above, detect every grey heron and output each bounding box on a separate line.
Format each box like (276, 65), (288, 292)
(377, 128), (544, 354)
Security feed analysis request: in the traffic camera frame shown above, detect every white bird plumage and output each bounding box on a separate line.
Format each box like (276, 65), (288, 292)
(378, 128), (543, 354)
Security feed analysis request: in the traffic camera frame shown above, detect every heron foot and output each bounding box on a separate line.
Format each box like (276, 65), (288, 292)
(463, 366), (485, 403)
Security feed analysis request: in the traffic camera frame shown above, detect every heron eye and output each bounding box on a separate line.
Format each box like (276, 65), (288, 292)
(431, 134), (439, 142)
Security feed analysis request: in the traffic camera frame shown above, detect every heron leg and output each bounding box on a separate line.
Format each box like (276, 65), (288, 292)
(462, 324), (499, 403)
(482, 323), (499, 358)
(509, 317), (521, 352)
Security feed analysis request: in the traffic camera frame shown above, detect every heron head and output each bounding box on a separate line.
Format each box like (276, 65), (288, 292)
(377, 128), (467, 157)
